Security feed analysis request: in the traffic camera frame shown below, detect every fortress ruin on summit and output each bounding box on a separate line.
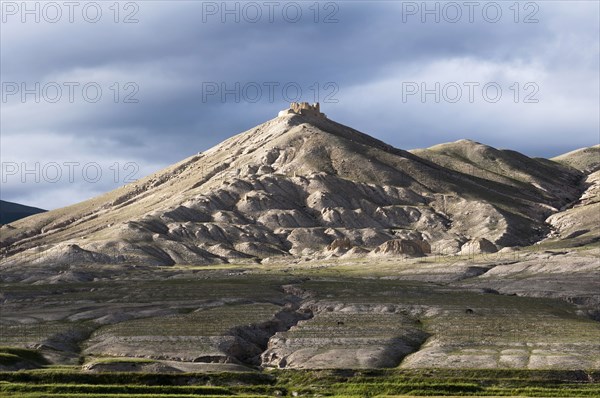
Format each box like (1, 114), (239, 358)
(278, 102), (326, 118)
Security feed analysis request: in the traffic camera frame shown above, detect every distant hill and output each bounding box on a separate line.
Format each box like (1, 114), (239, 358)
(552, 144), (600, 174)
(0, 200), (46, 225)
(409, 139), (582, 204)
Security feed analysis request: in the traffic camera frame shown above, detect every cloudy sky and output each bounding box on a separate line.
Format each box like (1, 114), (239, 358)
(1, 0), (599, 209)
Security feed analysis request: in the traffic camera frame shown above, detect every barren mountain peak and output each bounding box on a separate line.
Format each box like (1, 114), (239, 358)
(0, 110), (597, 268)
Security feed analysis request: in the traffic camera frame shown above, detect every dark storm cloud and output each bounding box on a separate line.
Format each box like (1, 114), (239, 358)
(1, 1), (598, 209)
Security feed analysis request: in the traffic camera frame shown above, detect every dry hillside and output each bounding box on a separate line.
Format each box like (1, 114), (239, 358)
(0, 110), (595, 267)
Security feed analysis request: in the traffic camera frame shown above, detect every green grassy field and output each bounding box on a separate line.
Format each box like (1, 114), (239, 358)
(0, 368), (599, 397)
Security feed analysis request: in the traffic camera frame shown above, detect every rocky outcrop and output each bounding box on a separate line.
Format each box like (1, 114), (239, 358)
(544, 170), (600, 246)
(369, 239), (428, 257)
(327, 237), (353, 251)
(459, 238), (498, 255)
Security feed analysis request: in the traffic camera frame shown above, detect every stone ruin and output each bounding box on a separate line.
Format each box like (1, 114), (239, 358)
(278, 102), (326, 118)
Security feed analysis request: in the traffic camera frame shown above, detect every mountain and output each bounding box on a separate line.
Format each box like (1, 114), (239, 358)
(1, 105), (599, 375)
(544, 170), (600, 245)
(409, 139), (582, 205)
(411, 141), (599, 249)
(0, 105), (593, 266)
(0, 200), (46, 225)
(543, 145), (600, 246)
(551, 144), (600, 173)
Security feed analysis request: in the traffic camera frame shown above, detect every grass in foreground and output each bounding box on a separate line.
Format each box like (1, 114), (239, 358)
(0, 368), (599, 397)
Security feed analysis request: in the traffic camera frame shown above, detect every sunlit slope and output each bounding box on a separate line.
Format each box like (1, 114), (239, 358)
(0, 114), (588, 266)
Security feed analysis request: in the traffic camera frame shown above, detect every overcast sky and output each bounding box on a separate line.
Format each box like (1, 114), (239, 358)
(1, 0), (599, 210)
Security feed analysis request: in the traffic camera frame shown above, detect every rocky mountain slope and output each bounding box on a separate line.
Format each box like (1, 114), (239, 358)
(413, 140), (599, 248)
(544, 169), (600, 246)
(0, 108), (595, 267)
(551, 144), (600, 174)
